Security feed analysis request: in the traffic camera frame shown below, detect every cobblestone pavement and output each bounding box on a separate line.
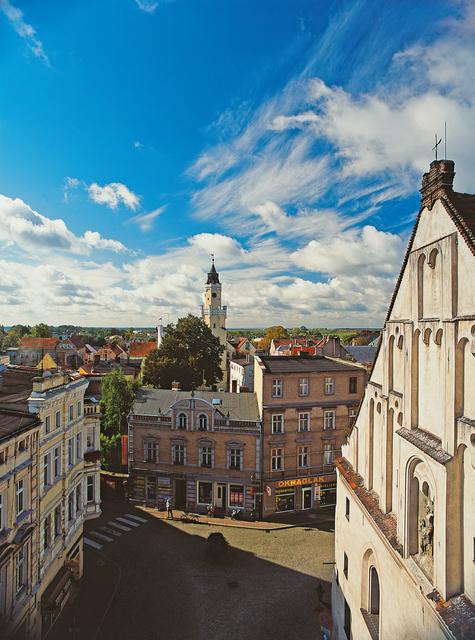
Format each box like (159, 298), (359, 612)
(50, 499), (335, 640)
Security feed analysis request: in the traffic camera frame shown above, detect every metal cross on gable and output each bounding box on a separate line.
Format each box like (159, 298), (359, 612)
(432, 133), (442, 161)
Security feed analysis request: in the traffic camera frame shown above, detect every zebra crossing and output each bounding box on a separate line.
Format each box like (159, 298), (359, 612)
(84, 513), (149, 551)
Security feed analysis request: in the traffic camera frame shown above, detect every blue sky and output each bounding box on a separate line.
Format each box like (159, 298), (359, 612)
(0, 0), (474, 327)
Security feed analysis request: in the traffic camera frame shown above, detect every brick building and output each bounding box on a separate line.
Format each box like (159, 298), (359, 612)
(254, 355), (366, 517)
(128, 388), (261, 516)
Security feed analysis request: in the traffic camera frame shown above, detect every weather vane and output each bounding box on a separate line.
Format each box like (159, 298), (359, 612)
(210, 252), (215, 263)
(432, 133), (442, 161)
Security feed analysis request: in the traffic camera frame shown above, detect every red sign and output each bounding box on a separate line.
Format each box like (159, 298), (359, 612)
(121, 435), (128, 466)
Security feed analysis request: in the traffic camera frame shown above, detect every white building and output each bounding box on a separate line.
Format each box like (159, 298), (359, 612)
(332, 160), (475, 639)
(229, 357), (254, 392)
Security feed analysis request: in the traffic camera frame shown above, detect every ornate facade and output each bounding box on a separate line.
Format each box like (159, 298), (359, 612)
(332, 160), (475, 639)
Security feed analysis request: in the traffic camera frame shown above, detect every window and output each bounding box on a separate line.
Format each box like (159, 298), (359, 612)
(54, 505), (61, 538)
(271, 414), (284, 434)
(43, 514), (51, 551)
(15, 547), (26, 593)
(345, 497), (350, 521)
(68, 438), (74, 467)
(298, 446), (309, 467)
(18, 439), (27, 452)
(45, 415), (51, 434)
(324, 377), (334, 395)
(343, 552), (348, 578)
(55, 410), (61, 429)
(69, 405), (74, 422)
(229, 485), (244, 507)
(173, 444), (185, 465)
(43, 453), (51, 488)
(77, 401), (82, 417)
(298, 377), (309, 396)
(197, 481), (213, 504)
(272, 379), (283, 398)
(76, 433), (82, 461)
(67, 491), (74, 522)
(271, 448), (283, 471)
(369, 566), (380, 616)
(198, 414), (208, 431)
(324, 410), (336, 430)
(200, 446), (212, 468)
(349, 407), (357, 427)
(344, 598), (351, 640)
(16, 479), (24, 516)
(349, 377), (357, 394)
(76, 485), (82, 514)
(323, 443), (335, 466)
(86, 427), (95, 451)
(298, 412), (310, 432)
(0, 494), (3, 531)
(0, 450), (5, 465)
(53, 446), (61, 480)
(144, 441), (158, 463)
(86, 476), (95, 503)
(177, 413), (187, 430)
(229, 448), (242, 470)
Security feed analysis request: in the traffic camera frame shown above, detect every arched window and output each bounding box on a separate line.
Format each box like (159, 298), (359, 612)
(417, 254), (426, 318)
(177, 413), (187, 430)
(198, 414), (208, 431)
(388, 335), (395, 390)
(427, 247), (438, 268)
(369, 566), (380, 615)
(368, 399), (375, 490)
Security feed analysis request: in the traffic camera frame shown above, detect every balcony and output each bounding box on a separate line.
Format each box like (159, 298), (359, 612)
(84, 450), (101, 463)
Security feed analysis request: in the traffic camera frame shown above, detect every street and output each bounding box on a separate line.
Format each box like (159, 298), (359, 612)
(50, 499), (335, 640)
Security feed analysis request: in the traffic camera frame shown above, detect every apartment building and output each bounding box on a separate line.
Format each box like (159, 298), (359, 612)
(0, 376), (42, 639)
(254, 355), (366, 517)
(128, 388), (261, 515)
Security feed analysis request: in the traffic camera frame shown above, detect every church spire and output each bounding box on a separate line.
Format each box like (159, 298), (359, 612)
(206, 255), (220, 284)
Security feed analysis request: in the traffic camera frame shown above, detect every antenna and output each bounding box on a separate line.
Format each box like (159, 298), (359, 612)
(432, 134), (442, 161)
(444, 121), (447, 160)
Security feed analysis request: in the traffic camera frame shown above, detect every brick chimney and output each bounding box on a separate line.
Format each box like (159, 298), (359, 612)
(171, 381), (181, 391)
(420, 159), (455, 209)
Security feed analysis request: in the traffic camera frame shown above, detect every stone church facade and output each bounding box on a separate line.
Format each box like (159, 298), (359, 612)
(332, 160), (475, 639)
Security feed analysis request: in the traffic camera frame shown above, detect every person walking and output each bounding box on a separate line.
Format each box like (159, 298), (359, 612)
(166, 496), (174, 520)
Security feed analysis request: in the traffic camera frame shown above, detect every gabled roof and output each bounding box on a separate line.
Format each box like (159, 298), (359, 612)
(69, 335), (85, 349)
(258, 355), (362, 374)
(128, 341), (156, 358)
(20, 337), (59, 350)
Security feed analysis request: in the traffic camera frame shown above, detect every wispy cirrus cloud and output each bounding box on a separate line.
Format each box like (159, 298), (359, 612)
(134, 0), (174, 14)
(0, 0), (49, 64)
(129, 206), (166, 231)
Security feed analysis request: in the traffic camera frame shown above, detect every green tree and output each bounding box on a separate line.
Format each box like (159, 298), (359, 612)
(143, 314), (224, 390)
(9, 324), (30, 337)
(259, 325), (289, 351)
(30, 323), (52, 338)
(100, 369), (138, 437)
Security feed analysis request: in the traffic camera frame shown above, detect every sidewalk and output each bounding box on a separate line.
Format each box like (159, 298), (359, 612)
(137, 505), (335, 531)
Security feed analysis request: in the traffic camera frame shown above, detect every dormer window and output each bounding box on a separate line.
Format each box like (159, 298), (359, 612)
(177, 413), (187, 430)
(198, 414), (208, 431)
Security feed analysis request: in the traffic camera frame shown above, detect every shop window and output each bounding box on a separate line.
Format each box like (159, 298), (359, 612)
(298, 378), (309, 396)
(198, 414), (208, 431)
(275, 491), (294, 512)
(319, 481), (337, 506)
(324, 377), (335, 395)
(298, 446), (309, 467)
(177, 413), (187, 430)
(343, 552), (348, 578)
(349, 377), (357, 394)
(200, 446), (212, 468)
(229, 485), (244, 507)
(229, 448), (242, 470)
(298, 412), (310, 432)
(197, 481), (213, 504)
(146, 476), (156, 501)
(272, 379), (283, 398)
(173, 444), (185, 465)
(271, 448), (283, 471)
(324, 410), (336, 430)
(272, 414), (284, 434)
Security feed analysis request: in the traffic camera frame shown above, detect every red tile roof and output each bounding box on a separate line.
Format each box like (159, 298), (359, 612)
(20, 337), (59, 350)
(128, 341), (156, 358)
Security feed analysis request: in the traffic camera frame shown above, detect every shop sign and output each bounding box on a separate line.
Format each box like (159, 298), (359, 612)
(275, 486), (295, 495)
(264, 484), (272, 497)
(314, 485), (321, 501)
(275, 475), (330, 489)
(320, 481), (337, 490)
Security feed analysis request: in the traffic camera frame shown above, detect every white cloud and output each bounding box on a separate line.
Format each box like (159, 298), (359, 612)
(134, 0), (174, 13)
(134, 141), (144, 150)
(0, 194), (129, 255)
(88, 182), (141, 211)
(128, 206), (165, 231)
(0, 0), (49, 64)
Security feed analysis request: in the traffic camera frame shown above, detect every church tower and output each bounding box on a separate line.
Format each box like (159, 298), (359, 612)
(201, 257), (228, 389)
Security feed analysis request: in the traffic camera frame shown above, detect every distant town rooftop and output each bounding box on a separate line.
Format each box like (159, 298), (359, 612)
(257, 355), (363, 374)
